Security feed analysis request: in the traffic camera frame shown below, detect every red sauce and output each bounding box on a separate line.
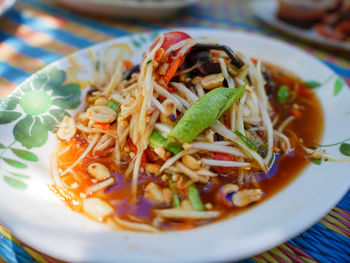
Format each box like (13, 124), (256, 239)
(53, 64), (324, 231)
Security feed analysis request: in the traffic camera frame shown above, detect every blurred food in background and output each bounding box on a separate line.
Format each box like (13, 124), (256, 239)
(55, 0), (197, 18)
(277, 0), (350, 42)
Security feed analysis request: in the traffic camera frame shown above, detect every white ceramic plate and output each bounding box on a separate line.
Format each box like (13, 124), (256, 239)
(0, 28), (349, 262)
(0, 0), (16, 17)
(55, 0), (197, 18)
(250, 0), (350, 52)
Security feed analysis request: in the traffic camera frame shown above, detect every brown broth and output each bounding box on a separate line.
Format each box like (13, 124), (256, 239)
(53, 63), (324, 231)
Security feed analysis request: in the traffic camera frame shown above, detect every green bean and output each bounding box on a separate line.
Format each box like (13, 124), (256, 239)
(187, 183), (204, 211)
(168, 176), (181, 208)
(168, 86), (245, 143)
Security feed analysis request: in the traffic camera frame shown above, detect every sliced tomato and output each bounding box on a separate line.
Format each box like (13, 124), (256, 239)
(150, 31), (191, 54)
(149, 31), (192, 84)
(214, 152), (233, 173)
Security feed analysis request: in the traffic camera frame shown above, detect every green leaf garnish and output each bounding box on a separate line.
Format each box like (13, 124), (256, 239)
(277, 85), (290, 104)
(333, 78), (344, 96)
(304, 81), (321, 89)
(339, 143), (350, 156)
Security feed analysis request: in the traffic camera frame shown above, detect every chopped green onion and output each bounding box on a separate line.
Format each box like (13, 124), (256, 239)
(106, 100), (120, 113)
(168, 176), (180, 208)
(234, 130), (258, 151)
(187, 183), (204, 211)
(277, 85), (290, 104)
(149, 130), (182, 155)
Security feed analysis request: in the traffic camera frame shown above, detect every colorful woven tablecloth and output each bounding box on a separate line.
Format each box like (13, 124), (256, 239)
(0, 0), (349, 262)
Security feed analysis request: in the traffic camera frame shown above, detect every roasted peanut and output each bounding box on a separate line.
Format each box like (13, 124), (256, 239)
(87, 162), (111, 181)
(181, 199), (193, 210)
(57, 116), (76, 141)
(154, 147), (167, 160)
(83, 197), (113, 221)
(201, 73), (224, 90)
(160, 99), (177, 125)
(232, 189), (263, 207)
(191, 76), (203, 85)
(78, 112), (89, 125)
(94, 97), (108, 106)
(162, 188), (173, 204)
(87, 106), (117, 123)
(145, 163), (161, 175)
(145, 182), (164, 203)
(182, 154), (201, 171)
(222, 184), (239, 195)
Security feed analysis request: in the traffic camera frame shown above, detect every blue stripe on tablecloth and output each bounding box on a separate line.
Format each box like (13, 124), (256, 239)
(21, 0), (129, 37)
(325, 62), (350, 78)
(291, 223), (350, 263)
(0, 62), (30, 83)
(5, 9), (96, 49)
(0, 234), (34, 263)
(0, 32), (62, 64)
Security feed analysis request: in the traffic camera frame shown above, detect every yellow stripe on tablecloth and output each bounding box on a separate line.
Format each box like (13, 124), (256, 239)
(1, 19), (77, 56)
(16, 1), (113, 42)
(0, 77), (18, 98)
(0, 42), (45, 72)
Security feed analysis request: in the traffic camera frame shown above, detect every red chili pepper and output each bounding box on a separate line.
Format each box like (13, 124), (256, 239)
(224, 120), (231, 129)
(95, 122), (111, 131)
(128, 138), (138, 153)
(298, 84), (311, 96)
(141, 152), (147, 167)
(214, 152), (233, 173)
(167, 87), (176, 93)
(251, 58), (258, 65)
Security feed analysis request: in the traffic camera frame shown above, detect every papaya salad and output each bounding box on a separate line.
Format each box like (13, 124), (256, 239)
(52, 31), (323, 232)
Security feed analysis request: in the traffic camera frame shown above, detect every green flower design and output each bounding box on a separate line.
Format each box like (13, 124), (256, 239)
(0, 67), (81, 189)
(0, 66), (81, 149)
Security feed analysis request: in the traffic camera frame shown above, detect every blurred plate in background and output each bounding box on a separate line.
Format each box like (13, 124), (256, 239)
(250, 0), (350, 52)
(0, 0), (16, 17)
(55, 0), (197, 18)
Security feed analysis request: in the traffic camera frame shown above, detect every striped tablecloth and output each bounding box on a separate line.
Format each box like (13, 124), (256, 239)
(0, 0), (349, 262)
